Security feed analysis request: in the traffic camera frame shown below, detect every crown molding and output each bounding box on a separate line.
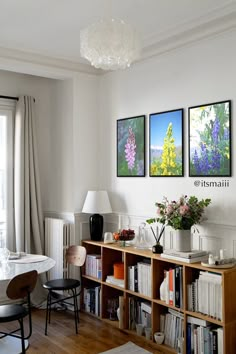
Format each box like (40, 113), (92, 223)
(143, 1), (236, 47)
(0, 4), (236, 78)
(0, 47), (100, 79)
(141, 7), (236, 61)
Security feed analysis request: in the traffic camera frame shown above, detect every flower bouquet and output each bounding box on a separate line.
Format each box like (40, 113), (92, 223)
(147, 195), (211, 230)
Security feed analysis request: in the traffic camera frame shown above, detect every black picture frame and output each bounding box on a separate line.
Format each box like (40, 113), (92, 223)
(188, 100), (231, 177)
(117, 115), (145, 177)
(149, 108), (184, 177)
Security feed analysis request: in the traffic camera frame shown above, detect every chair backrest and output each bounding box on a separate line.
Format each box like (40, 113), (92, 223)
(6, 270), (38, 300)
(66, 245), (86, 267)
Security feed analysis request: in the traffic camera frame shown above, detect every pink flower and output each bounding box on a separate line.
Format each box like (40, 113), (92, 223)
(125, 127), (136, 170)
(179, 205), (189, 215)
(166, 204), (174, 215)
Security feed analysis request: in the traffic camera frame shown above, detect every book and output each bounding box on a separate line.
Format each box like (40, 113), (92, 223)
(141, 301), (152, 314)
(118, 296), (124, 329)
(168, 307), (184, 319)
(128, 265), (134, 291)
(216, 327), (223, 354)
(161, 253), (208, 263)
(187, 315), (211, 327)
(187, 323), (191, 354)
(179, 267), (183, 309)
(169, 268), (174, 306)
(198, 271), (222, 320)
(95, 286), (101, 316)
(175, 266), (181, 308)
(106, 275), (124, 288)
(160, 314), (165, 333)
(163, 249), (208, 259)
(203, 327), (210, 354)
(212, 329), (218, 354)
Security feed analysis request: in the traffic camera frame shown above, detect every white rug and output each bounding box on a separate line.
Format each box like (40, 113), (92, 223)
(99, 341), (152, 354)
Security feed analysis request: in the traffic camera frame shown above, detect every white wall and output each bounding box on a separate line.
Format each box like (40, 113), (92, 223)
(46, 78), (74, 213)
(2, 29), (236, 242)
(73, 72), (100, 211)
(98, 29), (236, 225)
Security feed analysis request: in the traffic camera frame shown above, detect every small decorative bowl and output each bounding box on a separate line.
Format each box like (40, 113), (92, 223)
(113, 229), (135, 242)
(154, 332), (165, 345)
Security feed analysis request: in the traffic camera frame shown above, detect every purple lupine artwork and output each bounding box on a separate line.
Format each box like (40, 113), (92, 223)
(189, 101), (231, 176)
(125, 127), (136, 170)
(117, 116), (145, 176)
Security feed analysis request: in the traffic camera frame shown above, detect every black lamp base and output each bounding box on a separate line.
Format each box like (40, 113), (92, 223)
(89, 214), (103, 241)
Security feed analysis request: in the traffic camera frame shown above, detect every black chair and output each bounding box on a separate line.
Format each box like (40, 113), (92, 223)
(0, 270), (38, 354)
(43, 245), (86, 335)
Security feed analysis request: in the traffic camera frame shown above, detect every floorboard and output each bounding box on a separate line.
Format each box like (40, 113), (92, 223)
(0, 309), (162, 353)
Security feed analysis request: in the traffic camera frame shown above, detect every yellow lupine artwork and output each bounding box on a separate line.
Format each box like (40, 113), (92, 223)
(149, 109), (183, 177)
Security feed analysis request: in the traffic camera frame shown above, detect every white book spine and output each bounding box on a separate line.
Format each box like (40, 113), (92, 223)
(166, 270), (170, 304)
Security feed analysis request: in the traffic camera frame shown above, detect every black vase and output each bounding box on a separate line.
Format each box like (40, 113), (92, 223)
(152, 243), (163, 254)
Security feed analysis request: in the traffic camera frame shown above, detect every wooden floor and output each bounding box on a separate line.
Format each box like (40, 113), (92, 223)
(1, 309), (162, 354)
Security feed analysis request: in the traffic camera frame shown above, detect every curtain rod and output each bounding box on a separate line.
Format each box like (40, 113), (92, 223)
(0, 95), (19, 101)
(0, 95), (36, 102)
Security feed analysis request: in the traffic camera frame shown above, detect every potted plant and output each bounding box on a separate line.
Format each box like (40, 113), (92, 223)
(147, 195), (211, 252)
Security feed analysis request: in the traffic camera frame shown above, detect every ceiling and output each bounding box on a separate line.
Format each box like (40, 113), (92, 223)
(0, 0), (236, 74)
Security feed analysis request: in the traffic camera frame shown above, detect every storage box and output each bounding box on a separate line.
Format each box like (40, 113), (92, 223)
(113, 262), (124, 279)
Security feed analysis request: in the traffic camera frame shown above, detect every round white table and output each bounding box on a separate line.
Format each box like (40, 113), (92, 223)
(0, 254), (55, 281)
(0, 254), (55, 354)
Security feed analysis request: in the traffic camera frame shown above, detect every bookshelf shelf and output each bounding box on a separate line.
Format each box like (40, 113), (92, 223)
(101, 281), (124, 291)
(83, 274), (100, 282)
(154, 299), (184, 311)
(185, 310), (224, 326)
(125, 289), (152, 300)
(82, 240), (236, 354)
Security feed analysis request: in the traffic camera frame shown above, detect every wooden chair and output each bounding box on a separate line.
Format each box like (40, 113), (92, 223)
(0, 270), (38, 354)
(43, 245), (86, 335)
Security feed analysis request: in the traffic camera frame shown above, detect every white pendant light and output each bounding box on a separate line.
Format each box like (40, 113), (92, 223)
(80, 18), (141, 71)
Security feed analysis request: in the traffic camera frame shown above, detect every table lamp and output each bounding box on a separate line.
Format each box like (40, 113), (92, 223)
(82, 191), (112, 241)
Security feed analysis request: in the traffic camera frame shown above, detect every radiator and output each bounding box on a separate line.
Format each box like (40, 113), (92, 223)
(45, 217), (74, 280)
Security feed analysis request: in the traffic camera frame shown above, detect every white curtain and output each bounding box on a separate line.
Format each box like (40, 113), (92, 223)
(14, 96), (44, 254)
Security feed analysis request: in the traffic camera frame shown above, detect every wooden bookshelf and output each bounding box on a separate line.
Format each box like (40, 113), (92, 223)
(81, 240), (236, 354)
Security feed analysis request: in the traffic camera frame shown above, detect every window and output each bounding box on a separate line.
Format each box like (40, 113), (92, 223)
(0, 99), (15, 249)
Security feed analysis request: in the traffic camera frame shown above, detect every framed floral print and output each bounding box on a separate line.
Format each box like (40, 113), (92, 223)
(189, 100), (231, 177)
(149, 109), (184, 177)
(117, 115), (145, 177)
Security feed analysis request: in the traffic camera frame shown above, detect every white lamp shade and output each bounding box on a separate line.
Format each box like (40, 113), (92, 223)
(82, 191), (112, 214)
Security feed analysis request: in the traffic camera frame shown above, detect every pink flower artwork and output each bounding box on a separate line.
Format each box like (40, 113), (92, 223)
(125, 127), (136, 170)
(117, 115), (145, 177)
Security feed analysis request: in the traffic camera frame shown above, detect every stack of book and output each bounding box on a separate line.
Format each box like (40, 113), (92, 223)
(127, 258), (152, 297)
(161, 308), (184, 351)
(83, 285), (101, 316)
(105, 275), (125, 288)
(161, 249), (208, 263)
(162, 266), (183, 308)
(137, 260), (151, 297)
(85, 254), (102, 278)
(128, 298), (151, 330)
(187, 315), (223, 354)
(188, 271), (222, 320)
